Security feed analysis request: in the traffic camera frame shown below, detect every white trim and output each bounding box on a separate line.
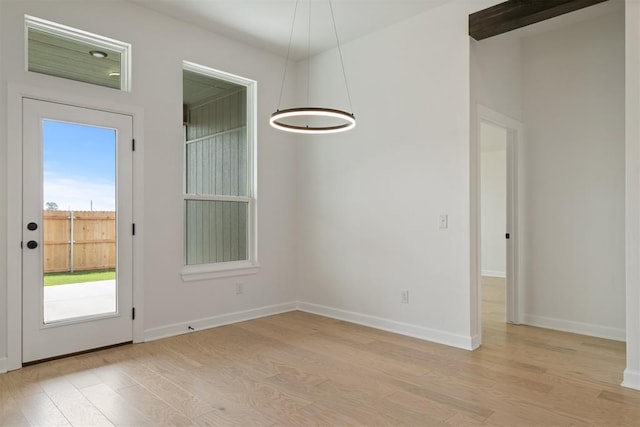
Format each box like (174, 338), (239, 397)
(481, 270), (506, 278)
(24, 15), (132, 92)
(184, 195), (251, 203)
(625, 0), (640, 396)
(622, 369), (640, 391)
(297, 302), (476, 350)
(131, 109), (145, 344)
(522, 314), (626, 342)
(0, 357), (7, 374)
(470, 334), (481, 350)
(477, 105), (524, 133)
(7, 86), (23, 371)
(143, 302), (297, 342)
(143, 303), (476, 350)
(183, 61), (253, 88)
(181, 261), (260, 282)
(6, 82), (144, 369)
(185, 126), (246, 145)
(505, 121), (520, 324)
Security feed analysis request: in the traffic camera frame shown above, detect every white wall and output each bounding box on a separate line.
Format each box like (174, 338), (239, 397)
(480, 122), (507, 277)
(294, 0), (502, 349)
(470, 33), (523, 122)
(521, 10), (626, 339)
(624, 0), (640, 391)
(0, 0), (298, 365)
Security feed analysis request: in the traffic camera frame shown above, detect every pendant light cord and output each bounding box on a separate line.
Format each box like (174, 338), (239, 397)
(278, 0), (353, 114)
(329, 0), (354, 114)
(272, 0), (356, 135)
(307, 0), (312, 106)
(277, 0), (300, 111)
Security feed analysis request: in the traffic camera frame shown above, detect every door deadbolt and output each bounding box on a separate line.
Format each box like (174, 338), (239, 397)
(26, 240), (38, 249)
(27, 222), (38, 231)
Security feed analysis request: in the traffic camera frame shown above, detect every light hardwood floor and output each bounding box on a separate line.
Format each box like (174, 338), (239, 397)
(1, 279), (639, 426)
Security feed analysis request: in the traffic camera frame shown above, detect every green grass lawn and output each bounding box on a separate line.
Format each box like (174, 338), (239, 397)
(44, 269), (116, 286)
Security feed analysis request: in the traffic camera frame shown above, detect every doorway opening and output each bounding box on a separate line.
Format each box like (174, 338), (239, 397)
(474, 105), (522, 345)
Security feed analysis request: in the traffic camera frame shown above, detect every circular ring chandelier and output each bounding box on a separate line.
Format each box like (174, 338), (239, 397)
(271, 0), (356, 135)
(270, 107), (356, 134)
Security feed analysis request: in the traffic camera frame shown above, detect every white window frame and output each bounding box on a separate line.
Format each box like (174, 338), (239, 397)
(24, 15), (132, 92)
(181, 61), (259, 281)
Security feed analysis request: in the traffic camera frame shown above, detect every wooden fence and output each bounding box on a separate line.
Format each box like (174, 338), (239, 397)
(43, 210), (115, 273)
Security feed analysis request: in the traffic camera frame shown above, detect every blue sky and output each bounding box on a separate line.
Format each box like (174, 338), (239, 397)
(43, 120), (116, 211)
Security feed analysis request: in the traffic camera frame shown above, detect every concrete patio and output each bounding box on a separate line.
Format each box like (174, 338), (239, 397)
(44, 280), (116, 323)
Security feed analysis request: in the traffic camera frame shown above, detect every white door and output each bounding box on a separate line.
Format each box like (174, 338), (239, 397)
(505, 129), (518, 324)
(22, 98), (133, 363)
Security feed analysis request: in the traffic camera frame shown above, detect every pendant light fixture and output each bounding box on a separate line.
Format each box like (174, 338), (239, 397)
(270, 0), (356, 134)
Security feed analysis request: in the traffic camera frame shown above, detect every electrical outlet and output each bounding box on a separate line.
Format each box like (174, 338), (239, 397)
(400, 289), (409, 304)
(235, 283), (244, 295)
(439, 214), (448, 229)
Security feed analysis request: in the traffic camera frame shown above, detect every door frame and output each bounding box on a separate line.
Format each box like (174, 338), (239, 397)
(6, 83), (145, 370)
(471, 104), (524, 346)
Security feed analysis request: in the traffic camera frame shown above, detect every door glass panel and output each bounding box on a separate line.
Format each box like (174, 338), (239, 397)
(42, 120), (117, 323)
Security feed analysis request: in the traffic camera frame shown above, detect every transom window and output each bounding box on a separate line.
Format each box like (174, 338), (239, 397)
(181, 62), (258, 280)
(25, 15), (131, 91)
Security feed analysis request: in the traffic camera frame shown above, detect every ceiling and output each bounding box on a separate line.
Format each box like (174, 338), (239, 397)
(130, 0), (624, 61)
(129, 0), (452, 60)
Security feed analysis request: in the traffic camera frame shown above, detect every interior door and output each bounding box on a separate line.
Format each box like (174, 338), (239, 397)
(22, 98), (133, 363)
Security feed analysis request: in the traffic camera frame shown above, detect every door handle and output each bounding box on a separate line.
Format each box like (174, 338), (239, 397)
(26, 240), (38, 249)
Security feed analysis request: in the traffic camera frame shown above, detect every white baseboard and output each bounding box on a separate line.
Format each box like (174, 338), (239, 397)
(143, 302), (297, 342)
(522, 314), (625, 342)
(481, 270), (506, 278)
(470, 334), (481, 350)
(139, 300), (477, 350)
(622, 369), (640, 391)
(297, 302), (475, 350)
(0, 357), (7, 374)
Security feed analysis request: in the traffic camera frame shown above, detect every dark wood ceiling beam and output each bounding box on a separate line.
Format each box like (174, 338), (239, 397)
(469, 0), (610, 41)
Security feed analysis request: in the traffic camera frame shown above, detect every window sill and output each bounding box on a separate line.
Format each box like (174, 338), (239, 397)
(181, 261), (260, 282)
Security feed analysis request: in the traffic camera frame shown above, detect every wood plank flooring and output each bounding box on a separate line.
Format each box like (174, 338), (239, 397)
(2, 278), (639, 426)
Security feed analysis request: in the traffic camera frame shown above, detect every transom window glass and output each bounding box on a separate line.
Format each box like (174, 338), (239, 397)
(182, 62), (257, 276)
(25, 15), (131, 91)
